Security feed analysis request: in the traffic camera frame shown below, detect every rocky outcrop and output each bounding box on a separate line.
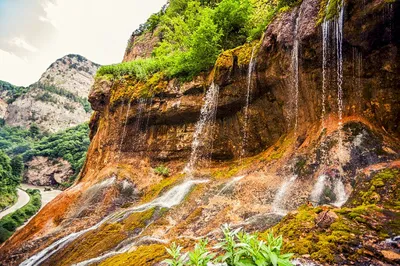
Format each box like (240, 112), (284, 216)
(0, 99), (7, 119)
(38, 54), (100, 98)
(24, 156), (73, 186)
(3, 54), (100, 133)
(123, 30), (160, 62)
(0, 0), (399, 265)
(5, 87), (90, 133)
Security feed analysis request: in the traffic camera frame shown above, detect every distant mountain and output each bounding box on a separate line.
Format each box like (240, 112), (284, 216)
(1, 54), (100, 133)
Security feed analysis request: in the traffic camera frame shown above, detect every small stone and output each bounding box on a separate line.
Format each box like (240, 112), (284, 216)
(315, 210), (339, 228)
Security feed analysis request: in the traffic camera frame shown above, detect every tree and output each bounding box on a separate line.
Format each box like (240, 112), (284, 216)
(10, 156), (23, 178)
(213, 0), (252, 49)
(29, 123), (40, 138)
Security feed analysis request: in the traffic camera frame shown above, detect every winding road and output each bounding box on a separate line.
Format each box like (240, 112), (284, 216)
(0, 184), (62, 220)
(0, 188), (30, 219)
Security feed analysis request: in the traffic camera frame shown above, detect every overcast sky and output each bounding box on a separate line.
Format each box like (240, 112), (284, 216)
(0, 0), (167, 86)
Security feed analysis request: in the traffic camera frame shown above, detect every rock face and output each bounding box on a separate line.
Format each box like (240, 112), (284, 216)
(24, 156), (73, 186)
(38, 54), (99, 98)
(122, 30), (160, 62)
(0, 0), (399, 265)
(0, 99), (7, 119)
(3, 54), (100, 133)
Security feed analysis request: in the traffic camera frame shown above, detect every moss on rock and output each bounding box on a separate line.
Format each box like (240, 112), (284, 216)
(99, 244), (168, 266)
(268, 167), (400, 264)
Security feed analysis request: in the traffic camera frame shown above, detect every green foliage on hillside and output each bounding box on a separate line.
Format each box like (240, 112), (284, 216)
(0, 80), (30, 104)
(24, 123), (90, 174)
(97, 0), (301, 81)
(0, 189), (41, 243)
(0, 151), (22, 211)
(0, 123), (90, 180)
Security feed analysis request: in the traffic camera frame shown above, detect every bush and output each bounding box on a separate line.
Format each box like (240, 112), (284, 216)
(0, 227), (12, 243)
(154, 165), (170, 177)
(0, 217), (18, 232)
(98, 0), (302, 81)
(164, 225), (294, 266)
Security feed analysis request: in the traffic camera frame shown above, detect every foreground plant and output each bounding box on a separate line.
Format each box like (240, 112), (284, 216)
(164, 225), (293, 266)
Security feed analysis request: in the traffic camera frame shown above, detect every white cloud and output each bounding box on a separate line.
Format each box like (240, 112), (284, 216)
(0, 49), (42, 86)
(8, 37), (39, 53)
(0, 0), (167, 86)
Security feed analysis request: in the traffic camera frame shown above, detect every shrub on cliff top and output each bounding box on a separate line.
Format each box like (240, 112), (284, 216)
(97, 0), (302, 81)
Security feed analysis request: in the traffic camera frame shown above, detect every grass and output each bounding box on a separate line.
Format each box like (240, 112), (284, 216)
(96, 58), (162, 81)
(154, 165), (170, 177)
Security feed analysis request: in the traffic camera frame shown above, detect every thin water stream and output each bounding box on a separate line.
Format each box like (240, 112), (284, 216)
(271, 175), (298, 215)
(184, 82), (220, 176)
(21, 180), (208, 266)
(241, 47), (257, 159)
(292, 14), (300, 133)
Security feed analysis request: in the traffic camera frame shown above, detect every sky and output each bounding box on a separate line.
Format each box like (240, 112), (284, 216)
(0, 0), (167, 86)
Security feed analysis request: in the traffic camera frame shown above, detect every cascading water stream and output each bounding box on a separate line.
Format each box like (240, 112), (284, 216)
(20, 179), (208, 266)
(132, 98), (146, 150)
(292, 14), (300, 133)
(321, 19), (330, 133)
(332, 179), (348, 207)
(118, 100), (132, 158)
(311, 0), (348, 207)
(240, 46), (257, 159)
(271, 175), (298, 215)
(336, 1), (345, 154)
(310, 175), (327, 204)
(184, 82), (220, 176)
(217, 175), (246, 196)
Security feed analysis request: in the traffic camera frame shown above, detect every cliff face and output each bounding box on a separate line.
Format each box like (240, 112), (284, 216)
(123, 30), (161, 62)
(3, 54), (100, 133)
(0, 0), (399, 265)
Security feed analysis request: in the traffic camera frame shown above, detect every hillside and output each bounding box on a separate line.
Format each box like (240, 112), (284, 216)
(0, 0), (399, 265)
(1, 54), (100, 133)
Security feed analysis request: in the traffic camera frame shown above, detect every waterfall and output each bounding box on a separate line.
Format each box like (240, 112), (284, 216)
(310, 175), (327, 204)
(217, 175), (245, 196)
(118, 100), (132, 158)
(21, 180), (208, 266)
(335, 0), (345, 153)
(184, 82), (220, 176)
(291, 14), (301, 133)
(240, 46), (257, 159)
(332, 179), (348, 207)
(271, 175), (298, 215)
(321, 20), (330, 131)
(132, 98), (146, 150)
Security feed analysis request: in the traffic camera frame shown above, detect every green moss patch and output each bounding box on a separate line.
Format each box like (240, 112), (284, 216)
(99, 244), (168, 266)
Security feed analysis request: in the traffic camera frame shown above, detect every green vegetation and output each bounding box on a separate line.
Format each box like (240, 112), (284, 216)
(0, 189), (41, 243)
(0, 123), (90, 187)
(0, 80), (30, 104)
(0, 151), (22, 211)
(317, 0), (343, 24)
(164, 225), (293, 266)
(97, 0), (301, 81)
(154, 165), (170, 177)
(270, 167), (400, 264)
